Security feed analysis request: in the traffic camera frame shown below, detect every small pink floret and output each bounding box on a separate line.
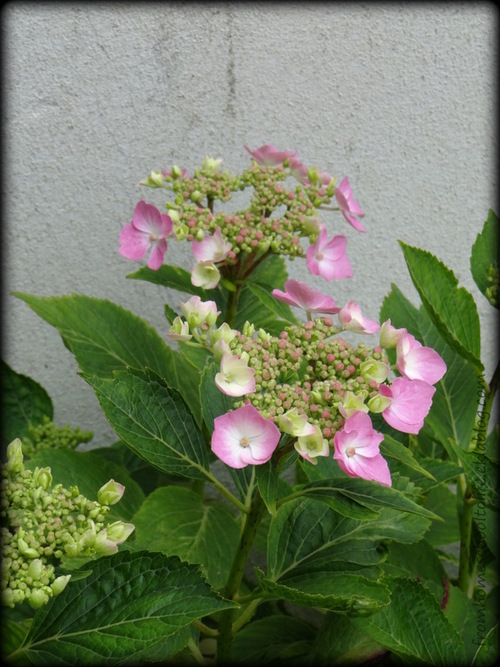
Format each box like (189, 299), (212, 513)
(244, 144), (295, 167)
(396, 333), (447, 385)
(335, 177), (366, 232)
(380, 377), (435, 434)
(119, 201), (173, 270)
(212, 404), (280, 468)
(272, 279), (340, 314)
(306, 228), (353, 281)
(338, 301), (380, 334)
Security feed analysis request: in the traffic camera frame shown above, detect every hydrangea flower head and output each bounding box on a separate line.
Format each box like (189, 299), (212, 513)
(192, 228), (232, 263)
(119, 201), (173, 270)
(212, 404), (280, 468)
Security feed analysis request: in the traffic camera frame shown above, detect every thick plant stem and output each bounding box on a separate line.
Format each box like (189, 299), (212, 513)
(224, 284), (242, 330)
(216, 492), (266, 664)
(457, 473), (476, 597)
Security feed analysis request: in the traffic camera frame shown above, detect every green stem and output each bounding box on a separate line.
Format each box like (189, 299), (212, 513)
(224, 283), (242, 329)
(216, 492), (266, 664)
(205, 471), (249, 514)
(457, 473), (476, 596)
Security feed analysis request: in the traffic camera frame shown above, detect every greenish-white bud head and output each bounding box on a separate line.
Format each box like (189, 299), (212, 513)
(27, 559), (44, 580)
(201, 156), (223, 173)
(28, 589), (50, 609)
(213, 323), (237, 345)
(139, 170), (165, 188)
(33, 466), (53, 490)
(367, 394), (392, 414)
(279, 409), (316, 437)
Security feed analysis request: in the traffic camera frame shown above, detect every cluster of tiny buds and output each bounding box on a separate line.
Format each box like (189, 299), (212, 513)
(21, 416), (94, 458)
(1, 439), (133, 609)
(231, 318), (389, 449)
(144, 156), (335, 262)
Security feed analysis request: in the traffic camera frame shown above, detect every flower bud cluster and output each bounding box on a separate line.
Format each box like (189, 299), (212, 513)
(485, 265), (499, 308)
(141, 153), (338, 268)
(1, 440), (133, 609)
(21, 416), (94, 458)
(229, 318), (389, 450)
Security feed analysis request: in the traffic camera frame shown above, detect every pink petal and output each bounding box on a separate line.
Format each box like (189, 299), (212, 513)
(119, 223), (149, 261)
(272, 279), (340, 313)
(381, 377), (435, 434)
(147, 239), (168, 270)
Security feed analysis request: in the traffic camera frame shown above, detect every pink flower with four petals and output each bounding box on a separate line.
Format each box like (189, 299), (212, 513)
(272, 279), (340, 314)
(119, 201), (173, 270)
(244, 144), (296, 167)
(335, 177), (366, 232)
(396, 332), (447, 385)
(379, 376), (436, 434)
(338, 301), (380, 334)
(306, 228), (353, 281)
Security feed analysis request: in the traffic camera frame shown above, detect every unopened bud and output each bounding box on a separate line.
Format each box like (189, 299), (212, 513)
(201, 156), (223, 173)
(379, 319), (405, 349)
(33, 466), (52, 490)
(360, 360), (389, 384)
(6, 439), (24, 473)
(367, 394), (392, 414)
(242, 321), (255, 337)
(98, 479), (125, 506)
(279, 409), (317, 437)
(18, 537), (39, 559)
(28, 589), (50, 609)
(27, 559), (44, 580)
(51, 574), (71, 596)
(139, 170), (165, 188)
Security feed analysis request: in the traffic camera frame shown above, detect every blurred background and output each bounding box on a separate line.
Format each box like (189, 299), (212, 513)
(2, 2), (498, 446)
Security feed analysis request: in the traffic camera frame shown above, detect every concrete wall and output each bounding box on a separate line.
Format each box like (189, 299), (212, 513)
(3, 2), (498, 446)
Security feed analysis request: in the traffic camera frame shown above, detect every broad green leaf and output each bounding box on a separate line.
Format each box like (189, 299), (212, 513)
(13, 293), (173, 379)
(231, 615), (315, 664)
(235, 282), (299, 335)
(380, 434), (436, 481)
(355, 577), (466, 664)
(1, 359), (53, 444)
(247, 253), (288, 289)
(165, 348), (204, 429)
(126, 264), (206, 296)
(25, 449), (145, 522)
(199, 362), (236, 434)
(178, 341), (212, 372)
(448, 440), (499, 511)
(1, 619), (31, 663)
(399, 242), (482, 370)
(256, 459), (280, 517)
(470, 210), (499, 308)
(309, 613), (385, 665)
(131, 486), (240, 589)
(260, 497), (402, 615)
(380, 284), (478, 451)
(12, 550), (237, 665)
(85, 368), (210, 481)
(296, 477), (439, 521)
(164, 302), (177, 324)
(423, 484), (460, 546)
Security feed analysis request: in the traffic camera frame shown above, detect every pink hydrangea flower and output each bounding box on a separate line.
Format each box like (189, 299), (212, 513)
(379, 319), (406, 349)
(272, 279), (340, 314)
(192, 228), (232, 263)
(119, 201), (173, 270)
(335, 177), (366, 232)
(333, 411), (391, 486)
(180, 296), (219, 328)
(306, 228), (353, 281)
(215, 354), (256, 397)
(244, 144), (296, 166)
(212, 404), (280, 468)
(191, 262), (221, 289)
(379, 376), (436, 434)
(396, 332), (447, 385)
(338, 301), (380, 334)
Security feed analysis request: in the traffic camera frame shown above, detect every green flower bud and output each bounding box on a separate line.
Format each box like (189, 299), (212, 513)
(139, 170), (165, 188)
(213, 323), (237, 345)
(190, 190), (203, 203)
(6, 439), (24, 473)
(28, 588), (50, 609)
(242, 321), (255, 337)
(106, 521), (135, 544)
(360, 360), (389, 384)
(33, 466), (52, 490)
(18, 537), (39, 559)
(27, 559), (44, 580)
(201, 156), (223, 173)
(64, 540), (81, 558)
(367, 394), (392, 414)
(171, 164), (183, 179)
(51, 574), (71, 596)
(97, 479), (125, 506)
(173, 222), (190, 241)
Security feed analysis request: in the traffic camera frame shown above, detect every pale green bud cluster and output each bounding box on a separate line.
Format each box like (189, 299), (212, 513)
(230, 318), (389, 449)
(21, 416), (94, 458)
(1, 440), (133, 609)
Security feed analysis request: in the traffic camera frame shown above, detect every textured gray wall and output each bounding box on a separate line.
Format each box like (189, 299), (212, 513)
(3, 2), (498, 446)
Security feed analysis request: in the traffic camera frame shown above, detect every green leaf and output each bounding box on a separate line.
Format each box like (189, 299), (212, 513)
(247, 253), (288, 289)
(380, 434), (436, 481)
(24, 449), (145, 522)
(448, 440), (499, 511)
(470, 210), (499, 308)
(309, 613), (384, 665)
(398, 242), (482, 370)
(1, 360), (53, 444)
(261, 497), (398, 615)
(232, 615), (315, 664)
(127, 263), (206, 296)
(85, 368), (210, 481)
(199, 362), (236, 434)
(296, 477), (440, 521)
(355, 577), (466, 664)
(256, 459), (280, 517)
(131, 486), (240, 589)
(235, 282), (299, 335)
(1, 619), (31, 663)
(12, 293), (174, 379)
(423, 484), (460, 546)
(12, 550), (237, 665)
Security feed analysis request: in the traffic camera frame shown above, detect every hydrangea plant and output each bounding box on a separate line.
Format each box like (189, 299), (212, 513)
(3, 145), (498, 665)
